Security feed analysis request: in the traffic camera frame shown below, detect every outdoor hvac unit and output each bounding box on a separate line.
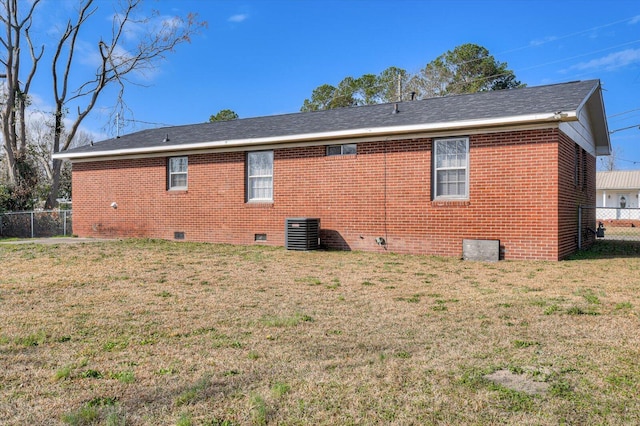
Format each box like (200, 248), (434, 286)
(285, 218), (320, 250)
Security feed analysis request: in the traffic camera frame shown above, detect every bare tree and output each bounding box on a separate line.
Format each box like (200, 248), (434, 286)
(598, 146), (621, 171)
(1, 0), (206, 208)
(0, 0), (43, 185)
(27, 116), (89, 186)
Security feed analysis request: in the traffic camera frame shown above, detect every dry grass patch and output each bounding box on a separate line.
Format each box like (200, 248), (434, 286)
(0, 239), (639, 425)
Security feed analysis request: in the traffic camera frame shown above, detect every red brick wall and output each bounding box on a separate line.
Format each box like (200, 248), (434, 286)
(557, 132), (596, 258)
(72, 127), (591, 260)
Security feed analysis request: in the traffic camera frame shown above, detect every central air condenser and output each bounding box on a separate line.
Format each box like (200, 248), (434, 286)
(285, 218), (320, 250)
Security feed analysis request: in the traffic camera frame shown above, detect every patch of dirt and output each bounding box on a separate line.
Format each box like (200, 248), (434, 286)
(484, 369), (550, 395)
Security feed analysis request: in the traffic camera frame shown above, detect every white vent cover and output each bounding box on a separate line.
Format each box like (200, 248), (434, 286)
(463, 239), (500, 261)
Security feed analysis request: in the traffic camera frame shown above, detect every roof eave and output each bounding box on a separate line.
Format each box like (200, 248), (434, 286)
(580, 82), (611, 156)
(53, 112), (575, 161)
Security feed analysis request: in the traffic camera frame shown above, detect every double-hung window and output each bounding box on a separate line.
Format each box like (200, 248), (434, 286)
(247, 151), (273, 202)
(433, 137), (469, 199)
(168, 156), (188, 190)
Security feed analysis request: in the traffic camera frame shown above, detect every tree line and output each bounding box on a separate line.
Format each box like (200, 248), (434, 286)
(300, 43), (523, 111)
(212, 43), (522, 118)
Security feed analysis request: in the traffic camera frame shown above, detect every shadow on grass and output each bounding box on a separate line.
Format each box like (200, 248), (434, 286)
(570, 239), (640, 260)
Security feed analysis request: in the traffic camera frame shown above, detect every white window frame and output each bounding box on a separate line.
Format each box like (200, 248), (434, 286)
(168, 156), (188, 190)
(326, 143), (357, 156)
(433, 137), (469, 199)
(247, 150), (274, 202)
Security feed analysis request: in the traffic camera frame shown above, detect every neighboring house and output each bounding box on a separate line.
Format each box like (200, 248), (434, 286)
(596, 170), (640, 222)
(53, 79), (610, 260)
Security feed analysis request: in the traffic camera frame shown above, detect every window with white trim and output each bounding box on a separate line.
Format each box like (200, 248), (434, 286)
(247, 150), (273, 201)
(433, 137), (469, 199)
(326, 143), (357, 156)
(168, 156), (188, 190)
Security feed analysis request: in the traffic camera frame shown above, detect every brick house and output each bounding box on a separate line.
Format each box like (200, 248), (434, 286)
(54, 80), (610, 260)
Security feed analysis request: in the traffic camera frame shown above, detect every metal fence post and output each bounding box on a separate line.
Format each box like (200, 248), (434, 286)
(31, 211), (34, 238)
(63, 211), (67, 236)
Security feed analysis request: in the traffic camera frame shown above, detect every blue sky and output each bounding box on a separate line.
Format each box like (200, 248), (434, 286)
(27, 0), (640, 169)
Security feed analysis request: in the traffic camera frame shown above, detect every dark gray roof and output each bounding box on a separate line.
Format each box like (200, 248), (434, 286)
(61, 79), (601, 156)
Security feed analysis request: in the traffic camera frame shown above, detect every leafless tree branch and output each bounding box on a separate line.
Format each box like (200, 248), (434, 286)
(1, 0), (205, 207)
(0, 0), (42, 184)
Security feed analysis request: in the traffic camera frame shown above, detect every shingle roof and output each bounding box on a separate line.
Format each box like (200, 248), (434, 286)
(597, 170), (640, 190)
(57, 79), (604, 159)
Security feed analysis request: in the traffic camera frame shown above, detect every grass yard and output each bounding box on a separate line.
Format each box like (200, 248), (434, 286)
(1, 239), (639, 425)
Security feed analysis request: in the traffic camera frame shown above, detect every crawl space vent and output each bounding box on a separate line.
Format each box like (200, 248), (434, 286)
(285, 218), (320, 250)
(463, 239), (499, 261)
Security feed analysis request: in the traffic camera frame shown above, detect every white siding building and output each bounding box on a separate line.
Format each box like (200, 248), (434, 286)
(596, 170), (640, 220)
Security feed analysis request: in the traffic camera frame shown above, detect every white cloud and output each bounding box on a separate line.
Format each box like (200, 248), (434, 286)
(76, 39), (104, 69)
(571, 48), (640, 72)
(161, 15), (184, 31)
(228, 14), (248, 23)
(629, 15), (640, 25)
(75, 31), (161, 83)
(109, 11), (184, 43)
(529, 36), (558, 47)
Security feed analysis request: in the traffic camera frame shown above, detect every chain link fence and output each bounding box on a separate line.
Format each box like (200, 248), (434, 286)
(579, 206), (640, 246)
(0, 210), (73, 238)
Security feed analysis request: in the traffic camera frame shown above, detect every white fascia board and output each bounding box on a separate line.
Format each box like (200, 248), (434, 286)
(64, 124), (561, 163)
(53, 111), (577, 161)
(584, 86), (611, 155)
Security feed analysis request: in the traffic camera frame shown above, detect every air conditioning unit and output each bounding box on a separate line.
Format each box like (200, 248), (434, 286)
(285, 218), (320, 250)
